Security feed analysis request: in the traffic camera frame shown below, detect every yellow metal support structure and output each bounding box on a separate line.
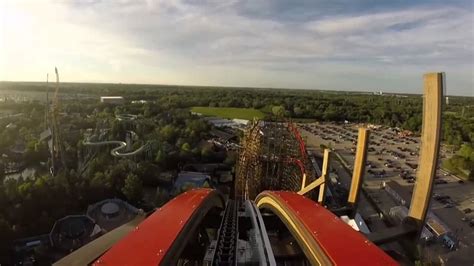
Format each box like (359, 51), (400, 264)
(298, 149), (330, 201)
(301, 173), (307, 190)
(317, 149), (330, 203)
(408, 73), (444, 223)
(256, 192), (331, 266)
(347, 128), (370, 207)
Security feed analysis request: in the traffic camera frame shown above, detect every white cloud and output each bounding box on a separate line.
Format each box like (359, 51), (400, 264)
(0, 0), (472, 95)
(305, 8), (446, 35)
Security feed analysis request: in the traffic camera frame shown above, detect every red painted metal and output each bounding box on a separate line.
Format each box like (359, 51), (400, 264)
(285, 121), (314, 181)
(94, 188), (215, 266)
(287, 122), (308, 161)
(263, 191), (398, 265)
(94, 187), (396, 265)
(285, 157), (305, 177)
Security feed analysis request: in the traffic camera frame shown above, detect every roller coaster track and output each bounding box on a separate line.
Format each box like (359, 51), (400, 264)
(85, 189), (396, 266)
(255, 191), (397, 265)
(83, 139), (148, 158)
(94, 189), (225, 265)
(212, 200), (238, 265)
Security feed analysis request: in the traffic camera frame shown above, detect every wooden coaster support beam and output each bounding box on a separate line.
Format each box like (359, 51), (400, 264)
(366, 73), (444, 253)
(407, 73), (444, 225)
(347, 127), (370, 210)
(298, 149), (330, 204)
(317, 149), (330, 203)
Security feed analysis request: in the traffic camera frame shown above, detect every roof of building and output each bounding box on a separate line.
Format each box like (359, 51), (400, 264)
(204, 117), (246, 129)
(182, 163), (229, 173)
(101, 202), (120, 215)
(232, 118), (249, 125)
(385, 184), (450, 238)
(52, 214), (146, 266)
(173, 171), (212, 194)
(389, 206), (435, 239)
(49, 215), (102, 252)
(210, 129), (236, 141)
(100, 96), (124, 99)
(86, 199), (140, 232)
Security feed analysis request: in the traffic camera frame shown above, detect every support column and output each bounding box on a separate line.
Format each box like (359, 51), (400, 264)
(347, 128), (370, 210)
(318, 149), (330, 203)
(298, 149), (330, 198)
(408, 73), (444, 224)
(365, 73), (444, 256)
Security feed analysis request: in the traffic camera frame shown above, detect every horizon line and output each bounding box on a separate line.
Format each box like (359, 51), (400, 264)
(0, 80), (471, 98)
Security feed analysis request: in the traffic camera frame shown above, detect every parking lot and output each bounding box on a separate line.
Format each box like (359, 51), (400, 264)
(300, 122), (461, 183)
(299, 122), (474, 251)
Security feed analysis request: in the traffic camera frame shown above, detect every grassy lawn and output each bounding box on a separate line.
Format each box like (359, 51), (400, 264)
(191, 107), (265, 120)
(441, 163), (469, 180)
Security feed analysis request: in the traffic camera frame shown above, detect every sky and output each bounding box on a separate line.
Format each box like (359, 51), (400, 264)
(0, 0), (473, 96)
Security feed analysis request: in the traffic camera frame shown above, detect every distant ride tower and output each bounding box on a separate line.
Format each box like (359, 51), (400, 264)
(49, 67), (67, 175)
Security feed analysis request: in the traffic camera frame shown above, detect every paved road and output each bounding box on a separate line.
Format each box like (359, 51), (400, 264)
(332, 159), (386, 227)
(301, 127), (424, 255)
(302, 128), (393, 231)
(300, 123), (474, 261)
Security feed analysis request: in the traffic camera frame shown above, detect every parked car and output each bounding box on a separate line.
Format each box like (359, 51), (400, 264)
(434, 194), (450, 200)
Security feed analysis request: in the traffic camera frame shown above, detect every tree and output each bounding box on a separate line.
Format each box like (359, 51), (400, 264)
(91, 172), (109, 188)
(143, 104), (152, 117)
(224, 152), (237, 166)
(136, 162), (161, 186)
(390, 113), (401, 127)
(160, 125), (177, 142)
(155, 149), (165, 164)
(458, 144), (474, 161)
(122, 173), (143, 203)
(293, 106), (304, 117)
(181, 142), (191, 152)
(403, 116), (421, 132)
(0, 162), (5, 183)
(0, 216), (13, 264)
(271, 106), (285, 116)
(23, 139), (48, 166)
(154, 186), (169, 207)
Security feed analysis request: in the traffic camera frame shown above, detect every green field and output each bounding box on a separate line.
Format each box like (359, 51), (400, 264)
(191, 107), (265, 120)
